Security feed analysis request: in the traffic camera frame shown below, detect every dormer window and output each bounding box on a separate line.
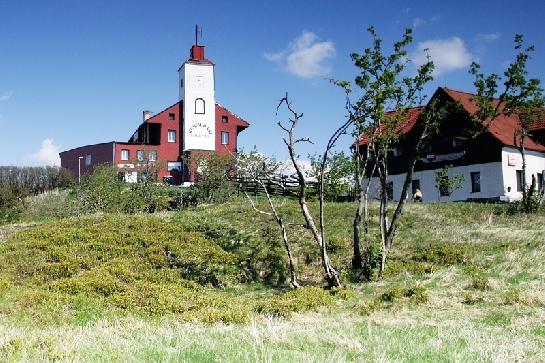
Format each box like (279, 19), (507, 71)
(452, 138), (464, 148)
(195, 98), (205, 114)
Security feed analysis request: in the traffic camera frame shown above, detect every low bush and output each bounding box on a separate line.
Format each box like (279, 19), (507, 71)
(358, 298), (383, 316)
(470, 275), (490, 290)
(462, 291), (484, 305)
(255, 287), (336, 317)
(379, 284), (429, 304)
(411, 242), (472, 266)
(73, 165), (182, 215)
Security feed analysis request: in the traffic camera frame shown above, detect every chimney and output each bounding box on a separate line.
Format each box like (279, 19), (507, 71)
(190, 45), (205, 61)
(143, 110), (153, 121)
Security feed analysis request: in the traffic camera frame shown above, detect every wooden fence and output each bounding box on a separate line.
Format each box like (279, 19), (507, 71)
(233, 176), (356, 201)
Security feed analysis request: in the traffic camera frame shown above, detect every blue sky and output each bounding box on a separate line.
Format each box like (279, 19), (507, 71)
(1, 0), (545, 166)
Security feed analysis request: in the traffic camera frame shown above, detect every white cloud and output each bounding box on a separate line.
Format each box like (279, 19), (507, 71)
(25, 138), (61, 166)
(0, 91), (13, 102)
(264, 31), (336, 79)
(412, 17), (425, 28)
(412, 37), (474, 76)
(477, 32), (501, 41)
(412, 15), (440, 28)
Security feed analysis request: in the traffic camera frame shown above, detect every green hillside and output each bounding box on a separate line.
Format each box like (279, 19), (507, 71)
(0, 200), (544, 361)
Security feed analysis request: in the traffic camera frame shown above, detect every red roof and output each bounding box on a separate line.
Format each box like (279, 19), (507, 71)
(441, 87), (545, 152)
(216, 102), (250, 128)
(356, 107), (424, 145)
(530, 118), (545, 131)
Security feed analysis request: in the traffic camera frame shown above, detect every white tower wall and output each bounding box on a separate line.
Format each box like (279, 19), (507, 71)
(179, 62), (216, 151)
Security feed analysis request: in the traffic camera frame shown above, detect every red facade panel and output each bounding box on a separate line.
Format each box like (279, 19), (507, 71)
(59, 142), (114, 179)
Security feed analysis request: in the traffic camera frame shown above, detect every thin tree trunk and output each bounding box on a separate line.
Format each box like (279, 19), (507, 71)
(378, 153), (389, 275)
(352, 173), (364, 269)
(382, 118), (432, 268)
(246, 186), (299, 288)
(520, 135), (529, 211)
(263, 187), (299, 288)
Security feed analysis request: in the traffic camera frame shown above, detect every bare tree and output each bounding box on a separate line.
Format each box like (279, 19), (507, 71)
(277, 94), (341, 288)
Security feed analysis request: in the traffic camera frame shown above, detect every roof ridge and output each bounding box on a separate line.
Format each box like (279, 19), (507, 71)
(441, 87), (481, 98)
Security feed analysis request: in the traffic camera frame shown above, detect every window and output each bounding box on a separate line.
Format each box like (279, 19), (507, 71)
(180, 78), (183, 88)
(392, 146), (402, 157)
(167, 161), (182, 171)
(452, 138), (464, 148)
(471, 172), (481, 193)
(168, 113), (175, 120)
(195, 98), (205, 114)
(168, 130), (176, 143)
(411, 179), (420, 195)
(85, 154), (92, 166)
(538, 172), (544, 193)
(148, 150), (157, 162)
(121, 149), (129, 161)
(516, 170), (523, 192)
(222, 115), (228, 123)
(137, 150), (144, 162)
(221, 131), (229, 145)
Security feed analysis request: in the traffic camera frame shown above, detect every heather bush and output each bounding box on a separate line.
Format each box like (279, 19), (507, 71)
(255, 287), (335, 317)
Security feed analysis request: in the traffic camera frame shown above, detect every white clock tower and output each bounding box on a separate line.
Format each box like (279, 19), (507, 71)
(178, 40), (216, 151)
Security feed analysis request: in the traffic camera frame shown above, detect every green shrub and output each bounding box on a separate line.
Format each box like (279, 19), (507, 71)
(462, 291), (484, 305)
(470, 275), (490, 290)
(74, 165), (180, 214)
(0, 215), (241, 288)
(358, 299), (382, 316)
(503, 288), (524, 305)
(0, 276), (10, 295)
(22, 191), (77, 221)
(184, 152), (237, 205)
(256, 287), (336, 317)
(383, 260), (435, 278)
(412, 242), (472, 266)
(379, 284), (429, 304)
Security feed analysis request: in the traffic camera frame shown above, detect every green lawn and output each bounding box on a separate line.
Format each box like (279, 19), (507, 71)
(0, 199), (544, 362)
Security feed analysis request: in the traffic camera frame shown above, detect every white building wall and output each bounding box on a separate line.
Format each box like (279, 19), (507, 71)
(368, 162), (505, 202)
(501, 147), (545, 201)
(179, 62), (216, 151)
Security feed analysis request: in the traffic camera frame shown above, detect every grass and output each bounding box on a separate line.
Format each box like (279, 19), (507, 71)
(0, 198), (544, 361)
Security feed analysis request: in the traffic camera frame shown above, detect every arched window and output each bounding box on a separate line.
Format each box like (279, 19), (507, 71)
(195, 98), (205, 114)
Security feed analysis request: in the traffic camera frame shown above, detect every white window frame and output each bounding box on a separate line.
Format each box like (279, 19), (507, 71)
(167, 161), (182, 172)
(136, 150), (144, 162)
(168, 130), (176, 143)
(121, 149), (129, 161)
(148, 150), (157, 162)
(195, 98), (205, 114)
(221, 131), (229, 145)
